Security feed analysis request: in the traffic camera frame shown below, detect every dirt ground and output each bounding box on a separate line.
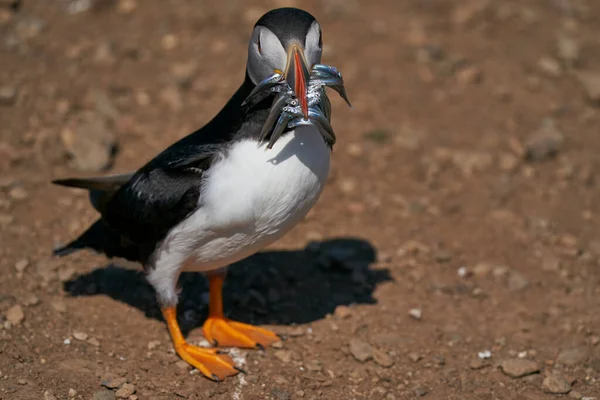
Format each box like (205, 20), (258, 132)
(2, 0), (600, 399)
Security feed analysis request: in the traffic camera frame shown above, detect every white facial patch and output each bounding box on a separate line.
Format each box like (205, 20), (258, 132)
(247, 26), (287, 84)
(304, 21), (323, 68)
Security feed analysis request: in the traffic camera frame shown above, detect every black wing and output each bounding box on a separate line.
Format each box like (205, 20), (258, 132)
(101, 143), (223, 262)
(54, 74), (274, 264)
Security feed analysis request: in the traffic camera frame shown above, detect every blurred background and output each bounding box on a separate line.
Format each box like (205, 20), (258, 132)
(1, 0), (600, 399)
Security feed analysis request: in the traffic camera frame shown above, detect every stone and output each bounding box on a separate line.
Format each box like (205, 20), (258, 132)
(101, 376), (126, 389)
(507, 271), (530, 291)
(456, 66), (483, 85)
(499, 359), (540, 378)
(5, 304), (24, 325)
(349, 338), (373, 362)
(68, 388), (77, 397)
(577, 71), (600, 104)
(274, 350), (292, 363)
(537, 57), (562, 77)
(524, 120), (564, 162)
(60, 112), (117, 172)
(58, 266), (76, 282)
(408, 308), (422, 320)
(557, 35), (580, 65)
(147, 340), (160, 350)
(44, 390), (58, 400)
(542, 375), (571, 394)
(0, 85), (18, 106)
(270, 388), (290, 400)
(92, 390), (116, 400)
(556, 347), (588, 366)
(14, 259), (28, 273)
(373, 349), (394, 367)
(51, 298), (67, 313)
(73, 331), (88, 341)
(334, 305), (353, 319)
(115, 383), (135, 398)
(116, 0), (137, 14)
(20, 294), (39, 306)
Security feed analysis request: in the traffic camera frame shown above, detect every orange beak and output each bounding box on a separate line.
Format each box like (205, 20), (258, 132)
(284, 45), (310, 120)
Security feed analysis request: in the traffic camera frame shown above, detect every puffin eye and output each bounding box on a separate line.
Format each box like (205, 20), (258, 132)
(318, 29), (322, 48)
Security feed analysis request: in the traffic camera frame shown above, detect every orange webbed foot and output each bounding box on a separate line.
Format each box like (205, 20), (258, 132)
(203, 316), (280, 349)
(162, 307), (240, 381)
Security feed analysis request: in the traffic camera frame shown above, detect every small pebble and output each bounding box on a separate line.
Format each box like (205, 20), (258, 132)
(51, 298), (67, 313)
(44, 390), (58, 400)
(161, 34), (179, 50)
(500, 359), (539, 378)
(68, 388), (77, 397)
(274, 350), (292, 363)
(557, 347), (588, 366)
(537, 57), (563, 77)
(14, 259), (28, 273)
(101, 376), (126, 389)
(73, 331), (88, 341)
(408, 308), (422, 320)
(287, 327), (305, 337)
(525, 119), (564, 161)
(373, 349), (394, 367)
(577, 71), (600, 104)
(116, 0), (137, 14)
(478, 350), (492, 359)
(147, 340), (160, 350)
(5, 303), (24, 325)
(92, 390), (116, 400)
(0, 85), (18, 106)
(115, 383), (135, 398)
(349, 338), (373, 362)
(542, 374), (572, 394)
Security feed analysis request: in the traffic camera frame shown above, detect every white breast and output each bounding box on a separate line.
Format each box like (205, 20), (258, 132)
(155, 125), (331, 273)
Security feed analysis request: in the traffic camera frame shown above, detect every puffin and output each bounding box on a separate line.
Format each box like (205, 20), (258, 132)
(52, 7), (339, 381)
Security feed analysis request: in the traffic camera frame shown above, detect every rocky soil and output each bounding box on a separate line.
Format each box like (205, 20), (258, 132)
(1, 0), (600, 399)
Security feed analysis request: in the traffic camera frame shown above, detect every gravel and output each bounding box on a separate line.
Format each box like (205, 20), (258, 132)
(577, 71), (600, 104)
(0, 84), (18, 106)
(499, 359), (540, 378)
(372, 348), (394, 367)
(542, 374), (572, 394)
(5, 304), (24, 325)
(60, 111), (117, 172)
(92, 390), (116, 400)
(349, 338), (373, 362)
(115, 383), (136, 398)
(524, 120), (564, 162)
(556, 347), (588, 366)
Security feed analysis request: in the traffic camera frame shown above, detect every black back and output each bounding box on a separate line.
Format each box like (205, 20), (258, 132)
(98, 74), (276, 265)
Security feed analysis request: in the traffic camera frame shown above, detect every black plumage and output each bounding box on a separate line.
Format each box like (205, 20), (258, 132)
(53, 74), (276, 266)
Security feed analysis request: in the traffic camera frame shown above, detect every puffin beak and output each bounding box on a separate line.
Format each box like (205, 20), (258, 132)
(283, 45), (310, 120)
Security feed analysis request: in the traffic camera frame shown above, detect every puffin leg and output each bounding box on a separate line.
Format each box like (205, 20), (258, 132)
(203, 273), (280, 348)
(161, 307), (239, 381)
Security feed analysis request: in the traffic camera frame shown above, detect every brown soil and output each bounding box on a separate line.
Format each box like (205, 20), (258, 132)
(1, 0), (600, 399)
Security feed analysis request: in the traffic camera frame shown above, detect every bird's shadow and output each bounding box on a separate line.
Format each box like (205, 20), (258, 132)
(64, 237), (392, 335)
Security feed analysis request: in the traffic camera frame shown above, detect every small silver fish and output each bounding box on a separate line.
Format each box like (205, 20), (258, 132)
(243, 63), (350, 149)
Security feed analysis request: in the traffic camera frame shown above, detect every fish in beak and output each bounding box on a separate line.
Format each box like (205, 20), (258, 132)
(283, 45), (311, 120)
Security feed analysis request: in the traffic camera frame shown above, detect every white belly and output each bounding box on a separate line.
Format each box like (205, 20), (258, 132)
(157, 125), (330, 273)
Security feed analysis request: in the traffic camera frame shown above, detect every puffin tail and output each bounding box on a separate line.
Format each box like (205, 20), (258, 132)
(52, 173), (134, 213)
